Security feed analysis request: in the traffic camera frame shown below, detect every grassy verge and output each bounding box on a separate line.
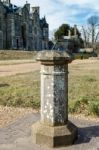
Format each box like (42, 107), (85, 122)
(0, 61), (99, 117)
(0, 50), (37, 60)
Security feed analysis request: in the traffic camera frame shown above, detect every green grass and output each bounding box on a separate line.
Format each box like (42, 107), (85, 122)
(74, 52), (96, 59)
(0, 50), (37, 60)
(68, 74), (99, 117)
(0, 61), (99, 117)
(0, 71), (40, 109)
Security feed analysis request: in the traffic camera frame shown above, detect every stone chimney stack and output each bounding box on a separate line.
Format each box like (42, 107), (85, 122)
(74, 24), (77, 36)
(25, 1), (30, 12)
(32, 7), (40, 19)
(3, 0), (11, 6)
(68, 30), (71, 37)
(32, 7), (40, 15)
(7, 0), (10, 3)
(6, 0), (10, 4)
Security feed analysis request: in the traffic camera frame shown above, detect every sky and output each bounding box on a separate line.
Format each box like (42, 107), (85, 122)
(11, 0), (99, 36)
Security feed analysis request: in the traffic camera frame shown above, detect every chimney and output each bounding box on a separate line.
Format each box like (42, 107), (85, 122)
(74, 25), (77, 36)
(6, 0), (10, 4)
(32, 7), (40, 15)
(25, 1), (30, 12)
(3, 0), (11, 6)
(68, 30), (71, 37)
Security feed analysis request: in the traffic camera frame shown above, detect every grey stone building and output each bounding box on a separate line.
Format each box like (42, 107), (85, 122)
(0, 0), (49, 50)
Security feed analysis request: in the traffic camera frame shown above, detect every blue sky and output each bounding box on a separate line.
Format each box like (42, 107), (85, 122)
(11, 0), (99, 33)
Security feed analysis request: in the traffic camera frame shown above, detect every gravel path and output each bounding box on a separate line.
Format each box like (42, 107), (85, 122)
(0, 113), (99, 150)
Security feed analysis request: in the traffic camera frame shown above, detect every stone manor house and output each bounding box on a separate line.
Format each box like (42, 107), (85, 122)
(0, 0), (49, 50)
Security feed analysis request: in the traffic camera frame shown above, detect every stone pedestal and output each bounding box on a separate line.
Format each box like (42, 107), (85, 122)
(31, 51), (77, 148)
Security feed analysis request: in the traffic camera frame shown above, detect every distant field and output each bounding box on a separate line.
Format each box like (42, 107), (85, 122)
(0, 60), (99, 117)
(0, 50), (37, 60)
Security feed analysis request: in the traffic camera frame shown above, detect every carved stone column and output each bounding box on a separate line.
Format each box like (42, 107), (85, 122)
(31, 50), (77, 148)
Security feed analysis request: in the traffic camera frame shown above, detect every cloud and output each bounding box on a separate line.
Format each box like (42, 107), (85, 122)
(11, 0), (99, 33)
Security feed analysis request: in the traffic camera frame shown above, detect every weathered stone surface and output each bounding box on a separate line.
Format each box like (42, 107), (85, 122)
(32, 50), (77, 148)
(36, 50), (73, 63)
(40, 64), (68, 126)
(32, 121), (77, 148)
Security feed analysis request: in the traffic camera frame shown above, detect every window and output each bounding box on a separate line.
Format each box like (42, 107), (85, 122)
(34, 27), (37, 35)
(15, 20), (21, 36)
(0, 18), (2, 30)
(29, 23), (32, 33)
(43, 28), (48, 37)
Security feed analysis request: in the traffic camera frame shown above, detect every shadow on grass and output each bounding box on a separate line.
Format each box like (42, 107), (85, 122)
(0, 84), (9, 88)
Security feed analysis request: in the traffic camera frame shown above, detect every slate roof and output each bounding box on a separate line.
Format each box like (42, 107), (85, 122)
(1, 1), (19, 13)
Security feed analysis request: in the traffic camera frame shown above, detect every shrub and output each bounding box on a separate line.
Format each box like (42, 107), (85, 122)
(74, 53), (93, 59)
(83, 75), (97, 82)
(69, 96), (99, 117)
(69, 96), (89, 114)
(88, 100), (99, 116)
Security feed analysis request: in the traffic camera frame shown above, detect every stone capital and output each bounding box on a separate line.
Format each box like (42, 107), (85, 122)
(36, 50), (73, 65)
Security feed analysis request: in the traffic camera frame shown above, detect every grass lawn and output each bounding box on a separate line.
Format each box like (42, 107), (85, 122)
(0, 71), (40, 109)
(0, 60), (99, 117)
(69, 61), (99, 116)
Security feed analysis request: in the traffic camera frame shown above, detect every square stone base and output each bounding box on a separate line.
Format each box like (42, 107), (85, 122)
(31, 121), (78, 148)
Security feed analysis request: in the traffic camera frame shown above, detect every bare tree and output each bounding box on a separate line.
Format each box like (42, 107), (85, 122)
(81, 26), (90, 48)
(81, 15), (99, 50)
(88, 15), (99, 45)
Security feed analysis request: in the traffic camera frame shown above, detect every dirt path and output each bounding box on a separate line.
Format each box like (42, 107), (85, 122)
(0, 59), (99, 77)
(0, 62), (40, 77)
